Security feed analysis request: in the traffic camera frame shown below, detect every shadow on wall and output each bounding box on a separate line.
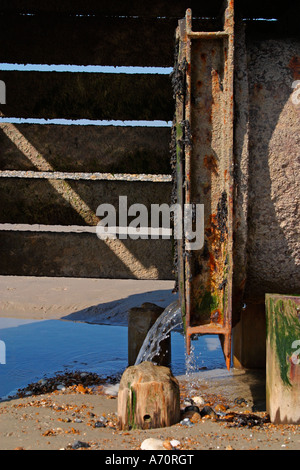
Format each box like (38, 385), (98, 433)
(0, 118), (173, 280)
(244, 38), (300, 304)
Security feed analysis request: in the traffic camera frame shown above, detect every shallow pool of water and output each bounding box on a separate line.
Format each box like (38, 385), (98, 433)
(0, 318), (225, 399)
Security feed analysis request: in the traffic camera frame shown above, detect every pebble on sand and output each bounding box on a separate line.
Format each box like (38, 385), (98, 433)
(140, 438), (166, 451)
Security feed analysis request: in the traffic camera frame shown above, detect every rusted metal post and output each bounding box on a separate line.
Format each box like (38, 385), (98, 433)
(175, 1), (235, 370)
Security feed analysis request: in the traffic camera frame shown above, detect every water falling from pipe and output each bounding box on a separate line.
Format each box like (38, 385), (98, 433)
(135, 300), (183, 365)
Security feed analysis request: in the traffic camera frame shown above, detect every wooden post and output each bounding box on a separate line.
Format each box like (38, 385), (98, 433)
(233, 302), (266, 369)
(118, 361), (180, 430)
(266, 294), (300, 424)
(128, 303), (171, 367)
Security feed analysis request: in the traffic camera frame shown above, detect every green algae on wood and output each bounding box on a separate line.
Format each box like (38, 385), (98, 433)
(126, 382), (137, 430)
(266, 294), (300, 387)
(198, 291), (219, 320)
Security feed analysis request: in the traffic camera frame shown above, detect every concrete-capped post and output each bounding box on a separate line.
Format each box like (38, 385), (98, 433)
(266, 294), (300, 424)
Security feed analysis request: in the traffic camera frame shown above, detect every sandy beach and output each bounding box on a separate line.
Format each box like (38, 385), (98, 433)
(0, 276), (299, 451)
(0, 368), (299, 451)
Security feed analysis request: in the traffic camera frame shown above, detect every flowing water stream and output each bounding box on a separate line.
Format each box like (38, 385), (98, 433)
(135, 300), (183, 365)
(134, 301), (228, 388)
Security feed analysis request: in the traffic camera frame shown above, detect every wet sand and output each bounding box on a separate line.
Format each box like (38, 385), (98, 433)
(0, 276), (176, 323)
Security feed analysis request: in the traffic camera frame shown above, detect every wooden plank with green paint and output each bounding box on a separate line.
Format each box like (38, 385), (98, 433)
(266, 293), (300, 424)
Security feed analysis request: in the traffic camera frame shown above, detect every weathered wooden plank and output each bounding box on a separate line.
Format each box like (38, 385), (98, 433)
(0, 124), (172, 174)
(0, 178), (172, 225)
(0, 16), (216, 67)
(0, 0), (289, 19)
(0, 230), (174, 280)
(266, 294), (300, 424)
(0, 15), (294, 70)
(0, 0), (220, 16)
(0, 16), (175, 67)
(0, 71), (173, 121)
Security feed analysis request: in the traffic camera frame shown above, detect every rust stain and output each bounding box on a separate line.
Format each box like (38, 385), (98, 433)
(289, 56), (300, 80)
(211, 309), (222, 324)
(211, 69), (220, 92)
(224, 47), (228, 62)
(209, 252), (217, 274)
(202, 207), (228, 296)
(204, 154), (218, 175)
(254, 83), (263, 93)
(203, 182), (211, 195)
